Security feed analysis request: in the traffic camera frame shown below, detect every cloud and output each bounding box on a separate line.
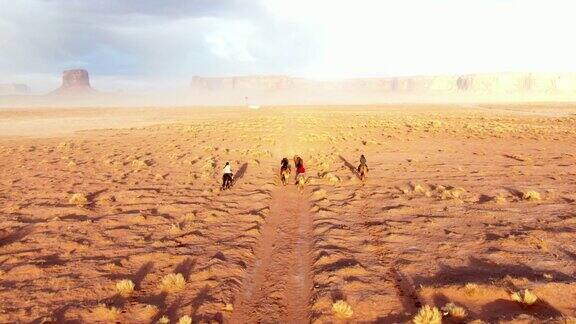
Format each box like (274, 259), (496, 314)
(1, 0), (576, 92)
(0, 0), (316, 92)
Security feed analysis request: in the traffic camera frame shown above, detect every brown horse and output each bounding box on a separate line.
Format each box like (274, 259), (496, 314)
(358, 163), (368, 182)
(280, 158), (291, 186)
(297, 174), (306, 193)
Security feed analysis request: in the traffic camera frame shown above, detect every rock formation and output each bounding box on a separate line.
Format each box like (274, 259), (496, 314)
(190, 73), (576, 104)
(51, 69), (95, 95)
(0, 83), (31, 95)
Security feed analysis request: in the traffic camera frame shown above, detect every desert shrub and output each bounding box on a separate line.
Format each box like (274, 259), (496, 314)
(332, 300), (353, 319)
(323, 173), (341, 185)
(413, 183), (428, 195)
(92, 304), (120, 321)
(69, 193), (89, 207)
(116, 279), (135, 297)
(178, 315), (192, 324)
(311, 189), (327, 201)
(413, 305), (442, 324)
(522, 190), (541, 201)
(160, 273), (186, 292)
(442, 302), (467, 319)
(493, 194), (506, 204)
(555, 316), (576, 324)
(222, 303), (234, 312)
(440, 187), (465, 200)
(464, 283), (479, 296)
(132, 159), (148, 171)
(157, 316), (170, 324)
(511, 289), (538, 306)
(141, 305), (159, 319)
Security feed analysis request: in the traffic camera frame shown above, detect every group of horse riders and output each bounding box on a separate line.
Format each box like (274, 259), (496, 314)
(221, 155), (368, 191)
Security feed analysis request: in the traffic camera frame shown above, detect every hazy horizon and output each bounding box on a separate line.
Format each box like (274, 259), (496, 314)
(2, 0), (576, 93)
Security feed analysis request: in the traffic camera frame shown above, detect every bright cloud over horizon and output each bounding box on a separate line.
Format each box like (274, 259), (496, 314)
(1, 0), (576, 92)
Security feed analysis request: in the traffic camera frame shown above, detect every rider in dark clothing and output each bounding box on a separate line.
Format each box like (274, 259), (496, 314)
(358, 154), (368, 172)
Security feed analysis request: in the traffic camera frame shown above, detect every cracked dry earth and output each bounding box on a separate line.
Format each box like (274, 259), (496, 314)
(1, 105), (576, 323)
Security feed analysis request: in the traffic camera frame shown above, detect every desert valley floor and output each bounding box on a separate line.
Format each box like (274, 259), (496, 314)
(0, 105), (575, 323)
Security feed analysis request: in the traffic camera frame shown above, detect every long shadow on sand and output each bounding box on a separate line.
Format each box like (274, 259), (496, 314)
(412, 256), (574, 287)
(234, 163), (248, 183)
(338, 155), (360, 179)
(0, 225), (35, 248)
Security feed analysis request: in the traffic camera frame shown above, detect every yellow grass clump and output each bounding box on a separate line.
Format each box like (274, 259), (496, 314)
(442, 302), (467, 319)
(522, 190), (541, 201)
(222, 303), (234, 312)
(116, 279), (135, 297)
(332, 300), (353, 319)
(69, 193), (89, 207)
(440, 187), (465, 200)
(178, 315), (192, 324)
(412, 183), (428, 195)
(556, 317), (576, 324)
(323, 173), (341, 185)
(493, 194), (507, 204)
(157, 315), (170, 324)
(160, 273), (186, 292)
(92, 304), (121, 321)
(413, 305), (442, 324)
(132, 159), (148, 171)
(140, 304), (159, 320)
(464, 283), (480, 296)
(511, 289), (538, 306)
(311, 189), (327, 201)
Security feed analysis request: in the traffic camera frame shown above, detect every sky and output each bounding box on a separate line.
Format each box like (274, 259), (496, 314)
(1, 0), (576, 92)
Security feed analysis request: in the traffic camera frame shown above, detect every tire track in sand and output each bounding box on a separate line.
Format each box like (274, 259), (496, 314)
(230, 185), (313, 323)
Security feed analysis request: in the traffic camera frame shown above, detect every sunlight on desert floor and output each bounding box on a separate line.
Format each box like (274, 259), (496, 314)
(0, 104), (575, 323)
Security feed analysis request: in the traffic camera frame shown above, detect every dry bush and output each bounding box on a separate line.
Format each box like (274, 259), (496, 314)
(160, 273), (186, 292)
(412, 183), (428, 195)
(522, 190), (541, 201)
(323, 173), (341, 185)
(222, 303), (234, 312)
(116, 279), (135, 297)
(493, 194), (506, 204)
(511, 289), (538, 306)
(555, 317), (576, 324)
(442, 302), (467, 319)
(69, 193), (89, 207)
(91, 304), (120, 321)
(141, 305), (159, 320)
(413, 305), (442, 324)
(464, 283), (479, 296)
(332, 300), (353, 319)
(440, 187), (465, 200)
(132, 159), (148, 171)
(178, 315), (192, 324)
(157, 315), (170, 324)
(57, 141), (75, 151)
(311, 189), (327, 201)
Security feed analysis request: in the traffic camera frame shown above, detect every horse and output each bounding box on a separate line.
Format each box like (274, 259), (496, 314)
(297, 174), (306, 193)
(222, 173), (233, 190)
(280, 158), (291, 186)
(358, 163), (368, 182)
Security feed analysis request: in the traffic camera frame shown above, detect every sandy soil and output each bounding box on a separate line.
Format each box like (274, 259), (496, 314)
(0, 105), (575, 323)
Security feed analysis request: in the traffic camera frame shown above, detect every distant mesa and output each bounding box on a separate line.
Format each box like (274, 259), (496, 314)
(0, 83), (31, 95)
(51, 69), (96, 95)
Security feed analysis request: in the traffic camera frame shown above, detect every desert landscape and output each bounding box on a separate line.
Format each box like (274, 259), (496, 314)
(0, 104), (575, 323)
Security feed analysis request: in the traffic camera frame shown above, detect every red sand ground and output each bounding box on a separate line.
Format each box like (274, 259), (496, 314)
(0, 105), (575, 323)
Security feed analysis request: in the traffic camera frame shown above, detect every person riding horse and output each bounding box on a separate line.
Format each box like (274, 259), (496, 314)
(357, 154), (368, 181)
(280, 157), (291, 185)
(222, 162), (234, 190)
